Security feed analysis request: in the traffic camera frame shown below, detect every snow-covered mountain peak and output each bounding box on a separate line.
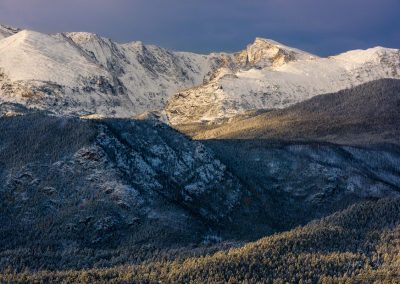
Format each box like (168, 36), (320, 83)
(122, 40), (144, 49)
(249, 37), (299, 52)
(0, 26), (223, 117)
(235, 37), (318, 68)
(64, 31), (127, 68)
(3, 29), (42, 44)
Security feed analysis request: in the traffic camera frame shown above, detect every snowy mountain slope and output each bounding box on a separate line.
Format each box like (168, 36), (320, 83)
(65, 32), (223, 112)
(0, 29), (222, 116)
(0, 30), (136, 116)
(166, 43), (400, 125)
(0, 25), (399, 122)
(0, 30), (110, 84)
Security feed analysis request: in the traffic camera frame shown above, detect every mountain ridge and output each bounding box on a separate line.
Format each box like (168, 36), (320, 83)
(1, 24), (399, 124)
(3, 198), (400, 283)
(165, 46), (400, 125)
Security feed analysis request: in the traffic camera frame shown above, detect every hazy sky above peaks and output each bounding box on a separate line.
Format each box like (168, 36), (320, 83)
(0, 0), (399, 56)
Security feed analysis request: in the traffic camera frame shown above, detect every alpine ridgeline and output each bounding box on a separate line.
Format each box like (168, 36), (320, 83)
(0, 25), (399, 125)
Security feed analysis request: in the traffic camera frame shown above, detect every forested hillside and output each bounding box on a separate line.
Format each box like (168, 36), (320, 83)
(2, 198), (399, 283)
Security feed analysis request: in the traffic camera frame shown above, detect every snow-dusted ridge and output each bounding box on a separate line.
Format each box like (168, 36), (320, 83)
(0, 24), (399, 123)
(0, 25), (222, 116)
(166, 44), (400, 125)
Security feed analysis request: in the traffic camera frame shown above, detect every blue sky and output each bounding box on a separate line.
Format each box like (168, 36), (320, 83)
(0, 0), (399, 56)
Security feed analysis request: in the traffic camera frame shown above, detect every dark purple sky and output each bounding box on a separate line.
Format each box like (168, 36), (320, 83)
(1, 0), (399, 56)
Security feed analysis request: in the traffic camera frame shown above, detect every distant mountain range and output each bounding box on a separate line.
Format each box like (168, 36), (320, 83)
(0, 25), (399, 125)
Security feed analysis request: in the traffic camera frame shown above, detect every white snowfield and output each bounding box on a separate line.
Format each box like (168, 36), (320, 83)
(0, 25), (399, 123)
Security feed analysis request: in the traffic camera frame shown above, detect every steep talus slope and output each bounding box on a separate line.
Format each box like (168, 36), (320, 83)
(4, 198), (400, 283)
(166, 44), (400, 125)
(190, 79), (400, 144)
